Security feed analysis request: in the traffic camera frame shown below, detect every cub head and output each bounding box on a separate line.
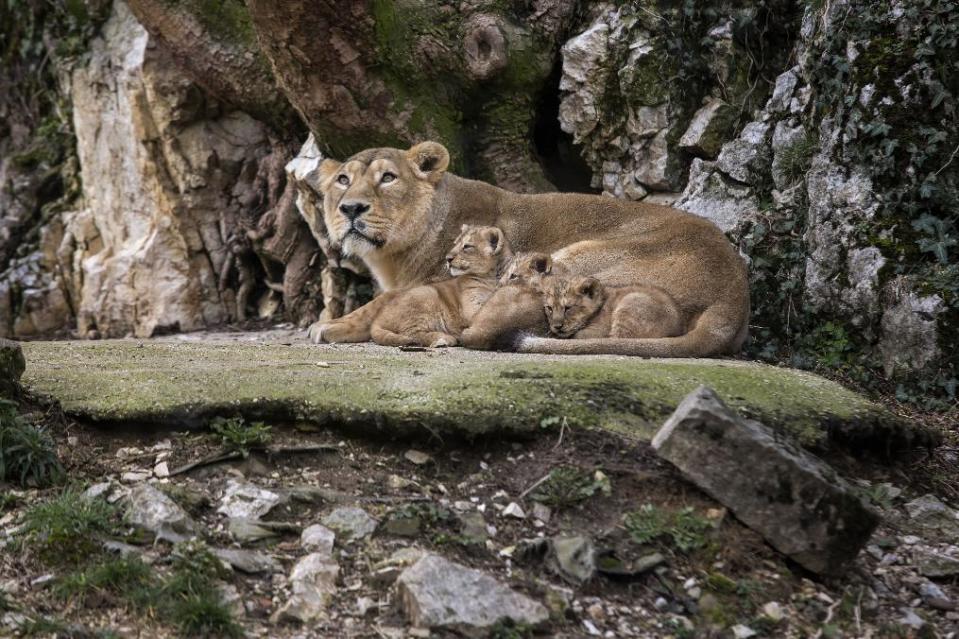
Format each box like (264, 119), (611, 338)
(499, 252), (553, 286)
(543, 276), (606, 338)
(317, 141), (450, 258)
(445, 225), (508, 277)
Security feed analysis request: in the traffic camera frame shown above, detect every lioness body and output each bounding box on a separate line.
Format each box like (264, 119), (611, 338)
(543, 277), (684, 340)
(309, 142), (749, 357)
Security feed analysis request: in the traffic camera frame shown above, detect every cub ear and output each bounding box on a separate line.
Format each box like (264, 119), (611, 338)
(484, 227), (505, 254)
(318, 158), (342, 189)
(532, 255), (552, 274)
(407, 141), (450, 183)
(577, 277), (602, 298)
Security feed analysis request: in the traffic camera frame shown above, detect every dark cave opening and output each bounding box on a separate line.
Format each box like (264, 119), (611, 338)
(532, 61), (597, 194)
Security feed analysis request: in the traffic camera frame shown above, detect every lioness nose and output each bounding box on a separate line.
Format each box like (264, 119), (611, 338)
(445, 255), (453, 265)
(339, 201), (370, 220)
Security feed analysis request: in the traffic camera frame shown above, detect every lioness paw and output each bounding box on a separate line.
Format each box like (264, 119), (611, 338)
(307, 321), (331, 344)
(429, 335), (458, 348)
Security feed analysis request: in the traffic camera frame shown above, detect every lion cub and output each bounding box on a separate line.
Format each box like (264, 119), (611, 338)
(368, 225), (511, 348)
(543, 276), (684, 340)
(498, 252), (566, 286)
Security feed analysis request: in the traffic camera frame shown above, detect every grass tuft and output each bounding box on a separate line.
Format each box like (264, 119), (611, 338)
(530, 466), (612, 508)
(0, 399), (63, 487)
(55, 555), (155, 608)
(210, 416), (271, 457)
(623, 504), (713, 553)
(22, 486), (120, 566)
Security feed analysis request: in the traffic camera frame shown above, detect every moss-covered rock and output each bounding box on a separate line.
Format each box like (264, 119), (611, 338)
(0, 338), (26, 398)
(20, 338), (925, 452)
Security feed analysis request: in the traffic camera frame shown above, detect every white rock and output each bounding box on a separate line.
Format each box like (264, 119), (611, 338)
(404, 450), (431, 465)
(322, 507), (377, 542)
(124, 482), (196, 542)
(217, 479), (283, 520)
(732, 624), (757, 639)
(532, 503), (552, 524)
(153, 461), (170, 478)
(502, 502), (526, 519)
(121, 471), (151, 483)
(301, 524), (336, 555)
(762, 601), (784, 622)
(271, 553), (340, 623)
(396, 554), (548, 634)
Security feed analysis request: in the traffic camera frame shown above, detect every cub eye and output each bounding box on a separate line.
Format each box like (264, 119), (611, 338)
(380, 172), (396, 184)
(336, 175), (350, 186)
(509, 274), (518, 280)
(463, 244), (474, 251)
(545, 305), (553, 312)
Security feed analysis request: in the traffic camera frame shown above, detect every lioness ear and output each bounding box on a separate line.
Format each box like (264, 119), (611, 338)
(532, 255), (552, 274)
(318, 159), (342, 189)
(407, 141), (450, 183)
(484, 228), (504, 254)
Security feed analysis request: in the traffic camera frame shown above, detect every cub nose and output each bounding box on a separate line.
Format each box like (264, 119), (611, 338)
(339, 201), (370, 221)
(445, 255), (454, 265)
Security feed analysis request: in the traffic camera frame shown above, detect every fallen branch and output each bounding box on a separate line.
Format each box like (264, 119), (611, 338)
(169, 444), (339, 476)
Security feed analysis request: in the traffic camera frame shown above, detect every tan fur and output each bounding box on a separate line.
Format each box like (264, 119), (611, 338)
(543, 276), (683, 340)
(310, 225), (510, 347)
(498, 252), (567, 286)
(308, 142), (750, 357)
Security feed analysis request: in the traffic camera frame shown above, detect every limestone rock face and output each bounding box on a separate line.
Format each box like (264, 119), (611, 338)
(652, 386), (880, 575)
(66, 1), (271, 338)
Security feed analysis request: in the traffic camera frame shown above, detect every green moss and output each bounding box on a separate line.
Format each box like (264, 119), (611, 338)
(20, 341), (917, 451)
(166, 0), (256, 46)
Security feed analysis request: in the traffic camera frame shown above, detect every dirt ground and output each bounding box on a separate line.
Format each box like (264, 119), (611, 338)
(2, 386), (958, 638)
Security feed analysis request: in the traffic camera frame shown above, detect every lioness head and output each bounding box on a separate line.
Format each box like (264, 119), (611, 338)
(499, 252), (553, 286)
(543, 276), (606, 338)
(446, 225), (507, 277)
(317, 141), (450, 258)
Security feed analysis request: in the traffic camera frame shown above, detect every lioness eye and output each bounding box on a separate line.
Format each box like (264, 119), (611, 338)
(337, 175), (350, 186)
(381, 172), (396, 184)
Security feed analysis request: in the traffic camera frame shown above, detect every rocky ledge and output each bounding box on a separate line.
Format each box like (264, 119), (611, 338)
(20, 330), (927, 452)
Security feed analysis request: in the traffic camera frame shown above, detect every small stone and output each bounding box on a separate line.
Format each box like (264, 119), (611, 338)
(502, 502), (525, 519)
(121, 471), (151, 483)
(652, 386), (879, 575)
(322, 507), (377, 542)
(30, 574), (54, 589)
(228, 518), (299, 543)
(404, 450), (431, 465)
(532, 503), (551, 524)
(915, 548), (959, 578)
(458, 511), (488, 544)
(901, 535), (921, 545)
(356, 596), (376, 616)
(582, 619), (601, 636)
(271, 553), (340, 623)
(153, 461), (170, 478)
(301, 524), (336, 555)
(732, 624), (757, 639)
(124, 482), (196, 543)
(587, 602), (605, 621)
(918, 581), (954, 611)
(897, 607), (925, 630)
(653, 597), (669, 611)
(387, 474), (414, 490)
(905, 495), (959, 535)
(397, 554), (548, 634)
(212, 548), (282, 574)
(633, 552), (666, 573)
(687, 586), (702, 600)
(217, 479), (283, 520)
(762, 601), (784, 622)
(548, 536), (596, 584)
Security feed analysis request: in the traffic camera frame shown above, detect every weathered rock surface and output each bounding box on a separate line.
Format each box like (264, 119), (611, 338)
(300, 524), (336, 555)
(652, 385), (880, 575)
(322, 507), (377, 543)
(548, 536), (596, 585)
(905, 495), (959, 537)
(0, 339), (25, 397)
(20, 336), (922, 451)
(272, 552), (339, 623)
(396, 553), (548, 635)
(218, 479), (283, 521)
(123, 482), (197, 543)
(212, 548), (282, 575)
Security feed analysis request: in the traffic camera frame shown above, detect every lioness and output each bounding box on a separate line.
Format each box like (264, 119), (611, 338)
(314, 225), (511, 348)
(308, 141), (749, 357)
(542, 276), (684, 340)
